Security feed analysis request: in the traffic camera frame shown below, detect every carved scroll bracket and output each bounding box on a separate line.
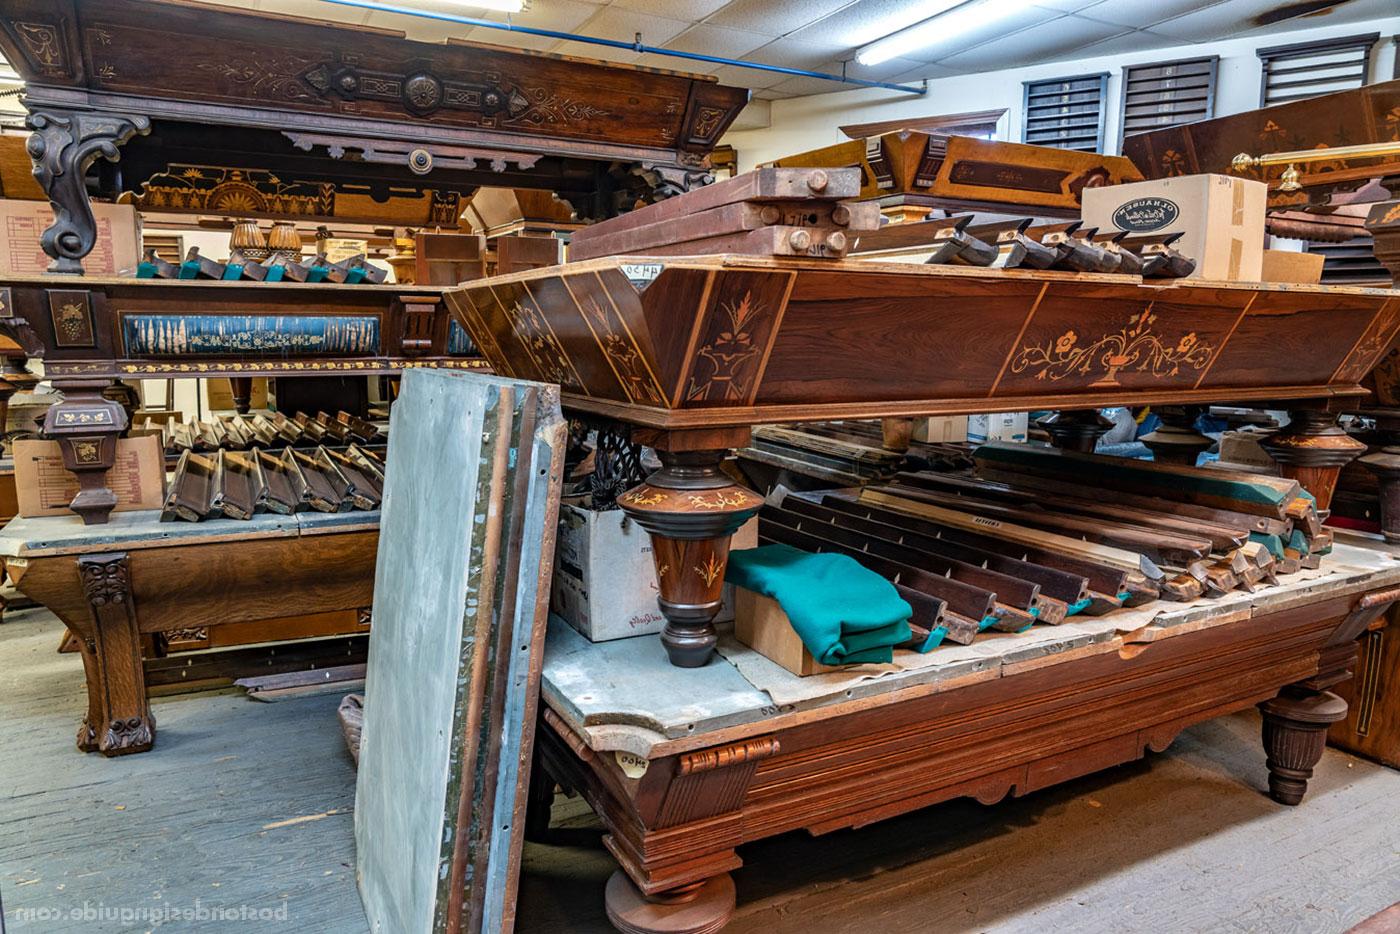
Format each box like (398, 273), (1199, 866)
(25, 108), (151, 275)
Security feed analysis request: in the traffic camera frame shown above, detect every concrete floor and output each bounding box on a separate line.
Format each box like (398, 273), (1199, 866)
(3, 606), (1400, 933)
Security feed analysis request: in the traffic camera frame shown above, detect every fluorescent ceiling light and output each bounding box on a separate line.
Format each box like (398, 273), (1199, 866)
(394, 0), (524, 12)
(856, 0), (1024, 66)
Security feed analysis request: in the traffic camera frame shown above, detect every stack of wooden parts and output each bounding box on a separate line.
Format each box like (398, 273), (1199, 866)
(854, 216), (1196, 276)
(145, 409), (381, 454)
(137, 246), (387, 284)
(566, 167), (879, 260)
(355, 368), (565, 934)
(739, 421), (973, 488)
(162, 444), (384, 522)
(759, 441), (1330, 654)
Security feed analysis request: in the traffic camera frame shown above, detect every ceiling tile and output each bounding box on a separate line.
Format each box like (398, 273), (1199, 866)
(1144, 0), (1352, 41)
(543, 38), (647, 66)
(1027, 0), (1109, 10)
(709, 62), (791, 90)
(455, 0), (599, 52)
(611, 0), (733, 20)
(665, 24), (773, 58)
(1060, 27), (1177, 57)
(706, 0), (858, 35)
(744, 34), (856, 67)
(763, 73), (848, 97)
(789, 0), (959, 51)
(1073, 0), (1229, 30)
(569, 6), (693, 46)
(938, 14), (1128, 71)
(751, 87), (787, 100)
(816, 54), (928, 82)
(896, 7), (1063, 64)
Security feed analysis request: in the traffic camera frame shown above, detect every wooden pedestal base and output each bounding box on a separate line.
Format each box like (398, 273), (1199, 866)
(1260, 408), (1365, 513)
(1141, 406), (1212, 466)
(619, 449), (762, 668)
(1039, 409), (1112, 453)
(604, 871), (735, 934)
(1259, 687), (1348, 805)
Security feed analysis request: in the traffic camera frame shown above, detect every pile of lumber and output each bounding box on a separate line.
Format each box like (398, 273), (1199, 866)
(162, 443), (384, 522)
(758, 441), (1330, 652)
(137, 246), (387, 284)
(143, 410), (380, 454)
(854, 217), (1196, 276)
(738, 421), (972, 489)
(567, 167), (879, 260)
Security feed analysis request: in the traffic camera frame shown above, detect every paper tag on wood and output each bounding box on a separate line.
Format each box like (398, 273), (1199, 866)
(614, 751), (649, 779)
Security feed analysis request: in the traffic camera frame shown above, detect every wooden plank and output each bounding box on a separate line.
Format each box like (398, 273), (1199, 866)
(355, 369), (564, 934)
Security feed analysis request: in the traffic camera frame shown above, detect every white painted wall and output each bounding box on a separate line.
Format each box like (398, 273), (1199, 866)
(722, 17), (1400, 171)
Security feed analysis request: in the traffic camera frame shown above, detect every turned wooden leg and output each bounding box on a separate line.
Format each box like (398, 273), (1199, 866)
(1360, 449), (1400, 542)
(605, 871), (736, 934)
(1141, 405), (1213, 466)
(43, 379), (129, 525)
(619, 450), (762, 668)
(1260, 408), (1365, 512)
(1039, 409), (1113, 453)
(229, 376), (254, 415)
(1258, 687), (1347, 805)
(78, 552), (154, 756)
(880, 417), (914, 453)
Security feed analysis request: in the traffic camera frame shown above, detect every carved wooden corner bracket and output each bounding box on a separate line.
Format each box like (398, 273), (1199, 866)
(25, 107), (151, 275)
(77, 552), (155, 756)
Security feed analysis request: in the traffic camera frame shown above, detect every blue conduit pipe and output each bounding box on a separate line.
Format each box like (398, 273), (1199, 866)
(318, 0), (929, 95)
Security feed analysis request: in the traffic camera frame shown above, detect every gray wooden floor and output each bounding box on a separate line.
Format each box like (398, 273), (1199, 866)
(3, 606), (1399, 933)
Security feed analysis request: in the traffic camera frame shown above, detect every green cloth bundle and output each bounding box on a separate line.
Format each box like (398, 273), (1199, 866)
(727, 544), (912, 666)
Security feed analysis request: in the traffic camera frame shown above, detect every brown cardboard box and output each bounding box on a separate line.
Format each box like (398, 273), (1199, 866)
(13, 436), (166, 517)
(1261, 249), (1324, 284)
(734, 587), (841, 676)
(1082, 174), (1267, 282)
(913, 416), (968, 443)
(0, 199), (141, 276)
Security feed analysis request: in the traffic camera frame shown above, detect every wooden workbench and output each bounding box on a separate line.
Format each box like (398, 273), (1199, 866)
(0, 509), (377, 756)
(535, 535), (1400, 933)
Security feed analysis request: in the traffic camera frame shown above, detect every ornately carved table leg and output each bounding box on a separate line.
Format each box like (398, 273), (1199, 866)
(229, 376), (254, 415)
(1039, 409), (1113, 453)
(77, 552), (155, 756)
(619, 448), (763, 668)
(1259, 686), (1348, 805)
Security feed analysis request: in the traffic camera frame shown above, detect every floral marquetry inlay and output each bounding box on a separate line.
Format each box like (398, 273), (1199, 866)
(1011, 309), (1217, 388)
(685, 290), (767, 403)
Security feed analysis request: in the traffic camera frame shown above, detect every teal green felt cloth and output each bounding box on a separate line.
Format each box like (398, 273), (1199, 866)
(727, 544), (912, 665)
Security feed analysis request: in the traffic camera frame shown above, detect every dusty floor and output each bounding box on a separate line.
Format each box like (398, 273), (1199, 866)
(3, 606), (1399, 933)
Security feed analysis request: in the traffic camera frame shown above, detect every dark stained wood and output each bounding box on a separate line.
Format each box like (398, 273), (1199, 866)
(447, 257), (1400, 431)
(1332, 603), (1400, 768)
(769, 132), (1143, 215)
(536, 581), (1400, 930)
(1123, 78), (1400, 208)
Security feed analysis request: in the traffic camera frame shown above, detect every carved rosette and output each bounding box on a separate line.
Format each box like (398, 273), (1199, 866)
(1259, 409), (1365, 512)
(79, 554), (130, 607)
(1258, 688), (1347, 806)
(619, 450), (762, 668)
(25, 108), (151, 274)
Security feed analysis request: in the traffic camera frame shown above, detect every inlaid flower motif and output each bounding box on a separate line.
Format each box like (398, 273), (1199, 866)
(1055, 330), (1077, 353)
(1176, 332), (1198, 353)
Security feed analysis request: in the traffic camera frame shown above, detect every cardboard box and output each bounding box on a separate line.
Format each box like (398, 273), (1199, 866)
(0, 199), (141, 276)
(913, 416), (968, 443)
(1217, 430), (1279, 472)
(734, 588), (841, 676)
(13, 435), (166, 517)
(1261, 249), (1324, 284)
(968, 412), (1028, 444)
(550, 500), (757, 642)
(1083, 174), (1267, 282)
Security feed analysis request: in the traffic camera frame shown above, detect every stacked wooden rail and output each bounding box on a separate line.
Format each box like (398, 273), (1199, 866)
(758, 441), (1331, 653)
(144, 410), (381, 454)
(739, 422), (972, 487)
(855, 216), (1196, 275)
(567, 168), (880, 260)
(163, 443), (384, 522)
(138, 246), (388, 284)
